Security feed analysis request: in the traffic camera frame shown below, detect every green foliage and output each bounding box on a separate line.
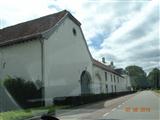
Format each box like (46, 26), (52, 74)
(0, 109), (32, 120)
(125, 65), (149, 90)
(0, 105), (57, 120)
(154, 89), (160, 95)
(147, 68), (160, 89)
(3, 76), (42, 109)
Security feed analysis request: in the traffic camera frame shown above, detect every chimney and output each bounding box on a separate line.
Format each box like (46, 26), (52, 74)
(110, 61), (114, 66)
(102, 57), (106, 63)
(110, 61), (115, 68)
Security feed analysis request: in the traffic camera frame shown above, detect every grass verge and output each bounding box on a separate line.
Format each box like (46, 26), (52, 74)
(154, 89), (160, 95)
(0, 105), (65, 120)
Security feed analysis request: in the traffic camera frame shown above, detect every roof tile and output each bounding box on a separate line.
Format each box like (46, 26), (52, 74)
(0, 10), (68, 46)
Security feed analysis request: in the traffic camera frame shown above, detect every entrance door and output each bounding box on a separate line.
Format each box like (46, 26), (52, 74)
(80, 71), (91, 95)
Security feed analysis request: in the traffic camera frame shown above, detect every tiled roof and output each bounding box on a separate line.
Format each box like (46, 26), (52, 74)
(115, 68), (127, 75)
(0, 10), (78, 47)
(92, 59), (123, 77)
(0, 10), (122, 77)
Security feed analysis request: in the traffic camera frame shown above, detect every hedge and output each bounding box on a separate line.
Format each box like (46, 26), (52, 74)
(54, 91), (136, 106)
(3, 76), (43, 109)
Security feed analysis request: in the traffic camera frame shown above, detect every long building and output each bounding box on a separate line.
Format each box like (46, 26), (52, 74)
(0, 10), (132, 107)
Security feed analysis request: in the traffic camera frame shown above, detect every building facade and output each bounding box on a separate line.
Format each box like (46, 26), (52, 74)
(0, 10), (131, 107)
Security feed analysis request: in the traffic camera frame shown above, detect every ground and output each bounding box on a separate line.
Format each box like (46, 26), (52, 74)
(56, 91), (160, 120)
(1, 90), (159, 120)
(154, 89), (160, 95)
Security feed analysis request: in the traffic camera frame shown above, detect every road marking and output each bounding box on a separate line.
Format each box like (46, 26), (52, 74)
(118, 105), (121, 108)
(103, 112), (109, 116)
(111, 108), (116, 112)
(103, 107), (117, 117)
(103, 95), (136, 118)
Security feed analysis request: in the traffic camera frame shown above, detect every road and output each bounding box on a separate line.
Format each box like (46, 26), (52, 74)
(56, 91), (160, 120)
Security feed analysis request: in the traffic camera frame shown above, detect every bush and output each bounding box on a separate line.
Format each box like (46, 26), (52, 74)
(4, 76), (43, 109)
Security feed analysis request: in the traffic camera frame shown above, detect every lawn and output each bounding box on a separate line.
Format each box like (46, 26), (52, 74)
(0, 105), (62, 120)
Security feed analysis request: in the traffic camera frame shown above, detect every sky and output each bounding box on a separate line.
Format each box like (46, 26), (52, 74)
(0, 0), (159, 73)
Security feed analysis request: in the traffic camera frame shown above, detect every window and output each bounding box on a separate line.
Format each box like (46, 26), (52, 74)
(111, 74), (112, 82)
(72, 28), (77, 36)
(105, 72), (107, 81)
(114, 75), (116, 83)
(111, 85), (114, 92)
(106, 84), (108, 93)
(117, 76), (119, 83)
(2, 62), (6, 69)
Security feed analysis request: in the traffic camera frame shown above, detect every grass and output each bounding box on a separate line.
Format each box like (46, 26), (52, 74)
(154, 89), (160, 95)
(151, 88), (160, 96)
(0, 110), (33, 120)
(0, 105), (66, 120)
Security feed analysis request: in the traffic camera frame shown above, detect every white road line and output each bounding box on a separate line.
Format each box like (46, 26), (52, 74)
(103, 112), (109, 116)
(103, 107), (117, 117)
(111, 108), (116, 112)
(103, 97), (131, 117)
(103, 97), (132, 117)
(118, 105), (121, 108)
(124, 99), (129, 104)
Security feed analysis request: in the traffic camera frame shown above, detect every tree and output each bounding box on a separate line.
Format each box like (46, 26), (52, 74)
(125, 65), (149, 90)
(147, 68), (160, 89)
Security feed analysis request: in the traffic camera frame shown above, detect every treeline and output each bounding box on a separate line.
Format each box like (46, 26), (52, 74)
(125, 65), (160, 90)
(147, 68), (160, 89)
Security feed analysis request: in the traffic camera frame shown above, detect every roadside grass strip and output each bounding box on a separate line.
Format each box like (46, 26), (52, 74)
(0, 105), (63, 120)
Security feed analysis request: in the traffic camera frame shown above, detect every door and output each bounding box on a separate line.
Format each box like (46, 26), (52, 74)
(80, 71), (91, 95)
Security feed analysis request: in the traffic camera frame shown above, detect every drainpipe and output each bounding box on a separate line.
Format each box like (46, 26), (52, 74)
(39, 38), (45, 106)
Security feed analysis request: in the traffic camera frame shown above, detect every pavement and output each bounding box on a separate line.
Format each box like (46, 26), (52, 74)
(56, 91), (160, 120)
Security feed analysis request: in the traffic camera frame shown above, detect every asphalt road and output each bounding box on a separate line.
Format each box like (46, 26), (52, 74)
(56, 91), (160, 120)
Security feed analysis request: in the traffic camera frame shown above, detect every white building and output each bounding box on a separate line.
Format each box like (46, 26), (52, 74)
(0, 10), (131, 106)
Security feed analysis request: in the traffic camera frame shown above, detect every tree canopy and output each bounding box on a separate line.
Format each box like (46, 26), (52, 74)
(147, 68), (160, 89)
(125, 65), (149, 90)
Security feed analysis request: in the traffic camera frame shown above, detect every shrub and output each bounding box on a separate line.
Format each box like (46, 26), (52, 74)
(4, 76), (43, 109)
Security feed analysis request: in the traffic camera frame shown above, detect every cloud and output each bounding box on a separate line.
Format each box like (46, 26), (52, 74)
(93, 0), (159, 73)
(0, 19), (8, 28)
(0, 0), (56, 27)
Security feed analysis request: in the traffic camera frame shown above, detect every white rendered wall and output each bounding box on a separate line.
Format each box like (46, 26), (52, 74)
(92, 65), (106, 94)
(44, 17), (93, 105)
(92, 65), (129, 94)
(0, 40), (42, 82)
(0, 40), (42, 110)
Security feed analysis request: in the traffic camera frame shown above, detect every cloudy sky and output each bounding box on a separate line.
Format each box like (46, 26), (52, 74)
(0, 0), (159, 73)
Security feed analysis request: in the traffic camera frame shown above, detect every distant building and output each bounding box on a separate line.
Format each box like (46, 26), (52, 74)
(115, 68), (132, 91)
(0, 10), (132, 107)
